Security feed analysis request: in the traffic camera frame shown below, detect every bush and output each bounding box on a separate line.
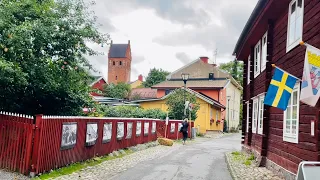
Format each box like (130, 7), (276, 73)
(86, 105), (167, 120)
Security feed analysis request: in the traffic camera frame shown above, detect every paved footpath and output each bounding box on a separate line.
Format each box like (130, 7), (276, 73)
(111, 133), (241, 180)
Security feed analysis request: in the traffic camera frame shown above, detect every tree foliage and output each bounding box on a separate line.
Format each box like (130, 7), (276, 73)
(219, 61), (243, 86)
(165, 89), (200, 120)
(86, 105), (167, 120)
(103, 82), (131, 99)
(143, 68), (170, 88)
(0, 0), (109, 115)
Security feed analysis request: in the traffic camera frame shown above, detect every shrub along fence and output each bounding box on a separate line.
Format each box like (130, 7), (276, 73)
(0, 111), (193, 176)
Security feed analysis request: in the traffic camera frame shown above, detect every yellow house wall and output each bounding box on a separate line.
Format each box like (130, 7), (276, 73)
(139, 98), (223, 134)
(130, 80), (142, 89)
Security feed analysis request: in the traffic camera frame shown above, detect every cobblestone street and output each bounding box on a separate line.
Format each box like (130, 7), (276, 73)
(225, 152), (284, 180)
(50, 143), (182, 180)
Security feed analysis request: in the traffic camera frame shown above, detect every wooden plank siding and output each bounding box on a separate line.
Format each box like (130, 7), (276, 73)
(266, 0), (320, 174)
(240, 0), (320, 175)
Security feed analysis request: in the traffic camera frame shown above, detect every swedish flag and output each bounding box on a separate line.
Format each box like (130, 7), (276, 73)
(264, 67), (298, 110)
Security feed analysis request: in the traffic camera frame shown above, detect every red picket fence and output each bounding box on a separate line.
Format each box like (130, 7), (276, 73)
(0, 112), (34, 175)
(0, 112), (193, 176)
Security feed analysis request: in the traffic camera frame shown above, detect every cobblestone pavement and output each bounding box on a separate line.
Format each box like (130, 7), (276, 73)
(225, 152), (284, 180)
(50, 143), (182, 180)
(0, 169), (29, 180)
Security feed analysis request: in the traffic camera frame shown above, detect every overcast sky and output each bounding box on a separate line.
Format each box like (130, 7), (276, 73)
(86, 0), (258, 81)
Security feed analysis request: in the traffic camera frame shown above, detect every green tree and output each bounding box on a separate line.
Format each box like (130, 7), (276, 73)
(219, 61), (243, 86)
(103, 82), (131, 99)
(165, 89), (200, 120)
(143, 68), (170, 88)
(0, 0), (109, 115)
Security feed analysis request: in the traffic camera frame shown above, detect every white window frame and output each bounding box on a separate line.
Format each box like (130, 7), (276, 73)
(246, 102), (250, 132)
(286, 0), (304, 53)
(252, 98), (259, 133)
(247, 55), (251, 85)
(257, 95), (265, 135)
(283, 83), (300, 143)
(254, 41), (261, 78)
(261, 31), (268, 72)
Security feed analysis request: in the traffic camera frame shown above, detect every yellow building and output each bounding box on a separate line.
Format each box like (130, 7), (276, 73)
(131, 88), (226, 134)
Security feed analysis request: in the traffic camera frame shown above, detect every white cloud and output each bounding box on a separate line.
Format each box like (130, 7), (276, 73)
(85, 0), (258, 81)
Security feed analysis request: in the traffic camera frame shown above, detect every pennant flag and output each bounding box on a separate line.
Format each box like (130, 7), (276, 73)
(264, 67), (298, 110)
(300, 44), (320, 106)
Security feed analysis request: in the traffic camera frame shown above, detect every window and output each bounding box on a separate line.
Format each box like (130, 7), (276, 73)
(283, 83), (300, 143)
(287, 0), (304, 52)
(115, 76), (118, 80)
(216, 109), (219, 120)
(252, 98), (258, 133)
(254, 41), (261, 78)
(246, 102), (250, 132)
(120, 61), (122, 65)
(261, 32), (268, 71)
(165, 89), (172, 95)
(257, 96), (265, 135)
(247, 55), (251, 85)
(113, 61), (115, 65)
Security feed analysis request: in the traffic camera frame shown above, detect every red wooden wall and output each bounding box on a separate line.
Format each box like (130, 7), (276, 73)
(241, 0), (320, 174)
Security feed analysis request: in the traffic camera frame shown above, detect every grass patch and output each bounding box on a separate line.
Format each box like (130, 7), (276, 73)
(33, 149), (132, 180)
(247, 154), (255, 161)
(230, 151), (255, 166)
(244, 159), (252, 166)
(231, 151), (240, 156)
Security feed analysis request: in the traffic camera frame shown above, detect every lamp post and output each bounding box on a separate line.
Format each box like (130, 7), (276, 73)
(227, 96), (231, 132)
(181, 73), (190, 119)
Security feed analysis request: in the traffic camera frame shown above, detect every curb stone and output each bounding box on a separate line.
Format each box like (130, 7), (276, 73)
(225, 152), (238, 180)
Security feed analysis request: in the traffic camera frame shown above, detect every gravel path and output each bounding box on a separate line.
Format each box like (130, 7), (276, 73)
(0, 169), (29, 180)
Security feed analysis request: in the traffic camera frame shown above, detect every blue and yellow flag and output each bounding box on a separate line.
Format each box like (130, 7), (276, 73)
(264, 67), (298, 110)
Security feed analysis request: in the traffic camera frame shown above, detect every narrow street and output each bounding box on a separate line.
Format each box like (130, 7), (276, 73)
(111, 133), (241, 180)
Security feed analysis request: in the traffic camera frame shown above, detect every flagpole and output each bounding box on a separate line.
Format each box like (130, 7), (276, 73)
(271, 64), (302, 81)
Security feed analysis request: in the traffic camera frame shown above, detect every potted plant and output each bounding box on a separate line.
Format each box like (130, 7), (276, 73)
(216, 119), (221, 125)
(210, 118), (214, 124)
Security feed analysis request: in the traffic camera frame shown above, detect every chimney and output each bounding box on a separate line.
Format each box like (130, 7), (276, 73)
(200, 57), (209, 64)
(128, 40), (130, 44)
(138, 74), (143, 81)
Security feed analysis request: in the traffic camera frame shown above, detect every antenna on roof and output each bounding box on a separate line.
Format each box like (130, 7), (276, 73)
(213, 48), (218, 64)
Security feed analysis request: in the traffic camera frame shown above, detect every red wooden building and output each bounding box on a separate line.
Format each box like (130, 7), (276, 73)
(233, 0), (320, 179)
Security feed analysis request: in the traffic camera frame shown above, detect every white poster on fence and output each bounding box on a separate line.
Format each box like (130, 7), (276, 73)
(117, 122), (124, 140)
(103, 122), (112, 143)
(144, 122), (149, 136)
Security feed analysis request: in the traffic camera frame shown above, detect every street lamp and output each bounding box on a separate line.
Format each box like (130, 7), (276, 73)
(181, 73), (190, 119)
(227, 96), (231, 132)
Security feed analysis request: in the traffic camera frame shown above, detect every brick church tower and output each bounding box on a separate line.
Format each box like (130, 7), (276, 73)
(108, 40), (132, 84)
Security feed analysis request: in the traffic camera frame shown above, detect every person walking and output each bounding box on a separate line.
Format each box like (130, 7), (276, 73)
(180, 119), (189, 145)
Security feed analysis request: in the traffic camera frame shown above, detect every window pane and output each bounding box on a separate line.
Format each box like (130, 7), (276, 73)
(288, 96), (292, 107)
(286, 107), (292, 119)
(286, 120), (291, 133)
(291, 2), (296, 14)
(292, 120), (297, 134)
(298, 0), (302, 8)
(293, 91), (298, 105)
(292, 106), (297, 119)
